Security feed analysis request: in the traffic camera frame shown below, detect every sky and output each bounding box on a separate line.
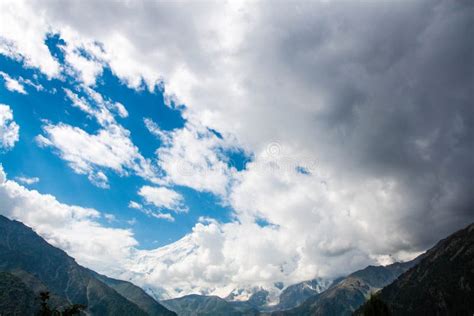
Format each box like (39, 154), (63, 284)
(0, 0), (473, 299)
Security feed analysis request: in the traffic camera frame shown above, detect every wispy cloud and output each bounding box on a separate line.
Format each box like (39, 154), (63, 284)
(0, 71), (27, 94)
(15, 176), (40, 185)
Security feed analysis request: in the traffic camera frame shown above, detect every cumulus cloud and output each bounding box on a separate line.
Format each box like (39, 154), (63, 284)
(62, 41), (105, 86)
(0, 1), (60, 77)
(0, 0), (473, 298)
(0, 104), (19, 151)
(138, 186), (187, 213)
(0, 165), (137, 274)
(148, 120), (237, 196)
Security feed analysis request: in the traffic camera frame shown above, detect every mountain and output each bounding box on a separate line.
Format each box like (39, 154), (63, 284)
(160, 278), (331, 315)
(270, 278), (331, 311)
(129, 234), (198, 300)
(0, 271), (37, 315)
(90, 269), (176, 316)
(359, 222), (474, 315)
(273, 259), (419, 315)
(0, 215), (175, 315)
(226, 287), (280, 311)
(161, 294), (259, 316)
(162, 258), (411, 316)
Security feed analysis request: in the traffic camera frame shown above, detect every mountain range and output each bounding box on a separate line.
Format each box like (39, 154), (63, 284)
(160, 257), (418, 316)
(0, 213), (473, 316)
(273, 259), (419, 315)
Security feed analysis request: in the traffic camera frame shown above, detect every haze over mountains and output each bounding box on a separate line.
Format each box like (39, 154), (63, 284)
(1, 213), (472, 315)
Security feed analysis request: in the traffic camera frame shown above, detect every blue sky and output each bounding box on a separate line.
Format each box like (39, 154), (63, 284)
(0, 36), (246, 249)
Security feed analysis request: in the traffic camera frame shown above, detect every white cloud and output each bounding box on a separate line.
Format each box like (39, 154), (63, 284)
(128, 201), (142, 210)
(151, 212), (175, 222)
(0, 104), (19, 151)
(15, 176), (40, 185)
(62, 42), (105, 86)
(127, 217), (137, 225)
(144, 118), (169, 141)
(112, 102), (128, 118)
(151, 121), (236, 196)
(20, 76), (44, 91)
(0, 1), (60, 78)
(63, 87), (127, 126)
(125, 156), (400, 298)
(88, 170), (109, 189)
(37, 122), (158, 188)
(104, 213), (117, 223)
(0, 165), (137, 275)
(128, 199), (176, 222)
(0, 71), (27, 94)
(37, 86), (157, 188)
(138, 185), (186, 212)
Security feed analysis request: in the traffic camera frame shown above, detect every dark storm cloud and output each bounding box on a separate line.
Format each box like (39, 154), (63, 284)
(245, 0), (474, 249)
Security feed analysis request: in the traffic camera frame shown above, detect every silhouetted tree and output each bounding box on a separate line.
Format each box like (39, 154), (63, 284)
(355, 294), (391, 316)
(37, 291), (86, 316)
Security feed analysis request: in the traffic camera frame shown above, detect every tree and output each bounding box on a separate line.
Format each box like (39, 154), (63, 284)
(355, 294), (391, 316)
(37, 291), (86, 316)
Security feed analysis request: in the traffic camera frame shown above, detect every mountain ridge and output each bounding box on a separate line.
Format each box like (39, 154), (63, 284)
(364, 222), (474, 315)
(0, 214), (175, 315)
(272, 257), (420, 315)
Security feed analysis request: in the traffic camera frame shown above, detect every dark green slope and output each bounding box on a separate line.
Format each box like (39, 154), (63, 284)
(91, 269), (176, 316)
(0, 271), (37, 315)
(6, 268), (70, 309)
(0, 215), (175, 316)
(373, 222), (474, 316)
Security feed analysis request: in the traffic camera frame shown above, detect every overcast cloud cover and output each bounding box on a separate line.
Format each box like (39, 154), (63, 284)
(0, 0), (473, 298)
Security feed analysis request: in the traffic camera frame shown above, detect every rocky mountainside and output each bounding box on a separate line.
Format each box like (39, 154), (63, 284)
(159, 259), (414, 316)
(0, 215), (175, 315)
(273, 259), (419, 315)
(270, 278), (331, 311)
(161, 278), (331, 315)
(365, 222), (474, 315)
